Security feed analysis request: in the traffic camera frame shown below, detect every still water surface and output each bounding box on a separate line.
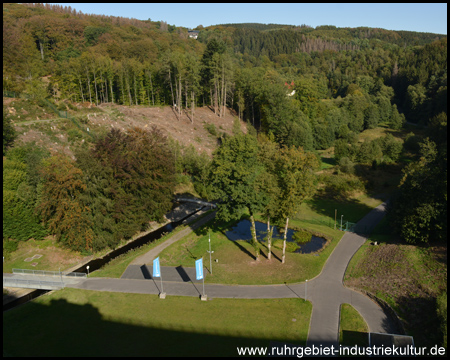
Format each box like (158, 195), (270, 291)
(225, 219), (326, 254)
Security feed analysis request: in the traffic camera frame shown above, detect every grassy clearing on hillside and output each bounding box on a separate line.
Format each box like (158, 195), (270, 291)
(2, 237), (86, 273)
(3, 288), (312, 357)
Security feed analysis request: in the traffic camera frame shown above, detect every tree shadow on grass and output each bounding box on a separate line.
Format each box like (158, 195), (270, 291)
(321, 157), (336, 167)
(340, 330), (369, 347)
(3, 298), (296, 357)
(306, 194), (376, 225)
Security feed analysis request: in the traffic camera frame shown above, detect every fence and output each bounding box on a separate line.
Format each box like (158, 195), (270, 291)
(294, 216), (380, 236)
(294, 217), (335, 229)
(3, 277), (65, 290)
(3, 90), (95, 139)
(12, 268), (87, 278)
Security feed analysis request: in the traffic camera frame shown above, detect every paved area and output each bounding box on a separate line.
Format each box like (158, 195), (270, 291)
(306, 201), (398, 348)
(66, 201), (401, 347)
(128, 209), (216, 266)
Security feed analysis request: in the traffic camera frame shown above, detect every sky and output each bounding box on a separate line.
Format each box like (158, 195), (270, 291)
(49, 3), (447, 35)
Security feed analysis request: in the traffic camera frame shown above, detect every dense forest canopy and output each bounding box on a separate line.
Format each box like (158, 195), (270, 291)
(3, 2), (447, 252)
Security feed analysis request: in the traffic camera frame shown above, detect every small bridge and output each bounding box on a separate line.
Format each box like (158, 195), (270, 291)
(175, 197), (217, 208)
(3, 269), (87, 290)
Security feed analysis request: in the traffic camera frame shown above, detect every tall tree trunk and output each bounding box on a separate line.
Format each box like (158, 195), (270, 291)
(267, 216), (273, 260)
(210, 87), (213, 109)
(126, 76), (132, 106)
(282, 217), (289, 264)
(214, 80), (218, 115)
(185, 80), (188, 110)
(221, 63), (225, 118)
(191, 90), (195, 123)
(223, 81), (226, 118)
(99, 72), (105, 103)
(104, 78), (108, 103)
(109, 75), (114, 104)
(250, 214), (260, 261)
(85, 68), (92, 105)
(149, 71), (155, 106)
(169, 68), (176, 112)
(77, 76), (85, 103)
(39, 40), (44, 61)
(120, 70), (125, 104)
(133, 74), (138, 105)
(178, 74), (182, 116)
(92, 65), (99, 106)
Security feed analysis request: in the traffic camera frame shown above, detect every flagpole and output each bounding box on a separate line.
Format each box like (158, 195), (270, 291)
(202, 257), (205, 297)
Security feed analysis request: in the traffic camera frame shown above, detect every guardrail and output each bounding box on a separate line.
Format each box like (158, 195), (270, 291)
(175, 197), (217, 208)
(12, 268), (87, 278)
(3, 277), (65, 290)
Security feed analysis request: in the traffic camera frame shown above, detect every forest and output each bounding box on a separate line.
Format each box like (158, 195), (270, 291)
(2, 3), (447, 255)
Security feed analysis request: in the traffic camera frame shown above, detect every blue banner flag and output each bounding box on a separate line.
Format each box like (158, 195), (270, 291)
(195, 258), (203, 280)
(153, 257), (161, 278)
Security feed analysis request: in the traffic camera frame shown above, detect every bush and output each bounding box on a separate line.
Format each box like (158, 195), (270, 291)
(57, 102), (67, 111)
(292, 230), (312, 244)
(3, 239), (19, 259)
(204, 123), (218, 137)
(320, 173), (365, 198)
(339, 157), (355, 174)
(67, 128), (83, 142)
(403, 132), (422, 154)
(272, 239), (299, 253)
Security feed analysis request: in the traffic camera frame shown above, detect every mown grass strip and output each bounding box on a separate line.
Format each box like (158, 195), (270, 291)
(3, 287), (312, 357)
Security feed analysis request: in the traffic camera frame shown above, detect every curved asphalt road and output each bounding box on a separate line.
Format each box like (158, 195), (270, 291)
(68, 201), (399, 347)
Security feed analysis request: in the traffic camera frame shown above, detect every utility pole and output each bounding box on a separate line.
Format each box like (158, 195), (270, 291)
(207, 233), (214, 275)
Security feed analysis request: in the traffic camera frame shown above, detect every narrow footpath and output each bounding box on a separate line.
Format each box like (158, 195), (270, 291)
(68, 201), (400, 347)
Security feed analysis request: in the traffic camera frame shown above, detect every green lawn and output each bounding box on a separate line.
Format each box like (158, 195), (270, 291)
(158, 212), (344, 285)
(3, 288), (312, 357)
(339, 303), (369, 347)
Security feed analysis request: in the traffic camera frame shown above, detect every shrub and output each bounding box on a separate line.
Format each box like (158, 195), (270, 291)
(339, 157), (355, 174)
(293, 230), (312, 244)
(204, 123), (218, 137)
(403, 132), (422, 154)
(3, 239), (19, 259)
(67, 128), (83, 142)
(57, 102), (67, 111)
(272, 239), (299, 253)
(320, 173), (365, 198)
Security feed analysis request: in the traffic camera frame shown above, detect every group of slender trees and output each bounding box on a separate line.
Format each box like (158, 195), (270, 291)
(209, 132), (318, 263)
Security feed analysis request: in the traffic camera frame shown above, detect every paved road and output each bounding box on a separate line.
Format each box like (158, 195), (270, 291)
(68, 201), (401, 347)
(305, 202), (398, 348)
(127, 209), (216, 266)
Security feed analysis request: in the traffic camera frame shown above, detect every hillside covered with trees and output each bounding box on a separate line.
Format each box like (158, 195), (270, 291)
(3, 2), (447, 253)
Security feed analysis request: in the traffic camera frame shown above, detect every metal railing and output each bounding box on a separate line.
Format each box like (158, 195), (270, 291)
(12, 268), (87, 278)
(3, 277), (65, 290)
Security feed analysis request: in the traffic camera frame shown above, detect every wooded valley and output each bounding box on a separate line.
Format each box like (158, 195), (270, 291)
(3, 2), (447, 255)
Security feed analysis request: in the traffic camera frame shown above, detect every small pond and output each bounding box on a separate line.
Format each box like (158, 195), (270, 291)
(225, 219), (326, 254)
